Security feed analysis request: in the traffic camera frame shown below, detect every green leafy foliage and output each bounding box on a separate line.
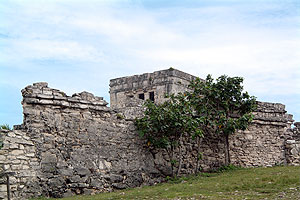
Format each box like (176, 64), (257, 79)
(0, 124), (11, 130)
(187, 75), (256, 134)
(187, 75), (257, 165)
(116, 113), (125, 120)
(135, 74), (257, 173)
(135, 95), (201, 149)
(135, 94), (203, 176)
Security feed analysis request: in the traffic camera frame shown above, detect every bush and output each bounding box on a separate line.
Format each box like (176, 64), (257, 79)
(0, 124), (11, 130)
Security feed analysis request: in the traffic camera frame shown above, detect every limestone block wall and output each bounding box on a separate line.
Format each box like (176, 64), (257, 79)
(109, 68), (197, 109)
(151, 132), (226, 174)
(0, 83), (162, 199)
(0, 129), (39, 200)
(230, 102), (294, 167)
(0, 81), (299, 200)
(285, 123), (300, 165)
(119, 101), (296, 175)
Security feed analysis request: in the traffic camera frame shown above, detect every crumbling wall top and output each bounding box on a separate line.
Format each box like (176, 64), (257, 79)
(110, 68), (196, 87)
(21, 82), (109, 110)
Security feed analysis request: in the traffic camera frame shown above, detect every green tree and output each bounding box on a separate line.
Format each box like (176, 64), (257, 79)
(135, 94), (202, 177)
(136, 74), (256, 174)
(187, 75), (257, 165)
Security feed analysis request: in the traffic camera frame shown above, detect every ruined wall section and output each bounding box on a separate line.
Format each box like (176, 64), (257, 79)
(0, 79), (299, 199)
(229, 102), (294, 167)
(0, 129), (39, 200)
(0, 82), (161, 199)
(110, 69), (196, 109)
(284, 122), (300, 166)
(121, 101), (296, 175)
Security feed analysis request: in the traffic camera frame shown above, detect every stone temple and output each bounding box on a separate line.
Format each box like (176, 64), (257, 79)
(0, 68), (299, 200)
(110, 68), (197, 108)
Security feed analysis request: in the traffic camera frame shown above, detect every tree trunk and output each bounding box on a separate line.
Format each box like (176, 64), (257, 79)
(170, 146), (175, 177)
(176, 135), (183, 177)
(195, 136), (202, 174)
(224, 134), (230, 166)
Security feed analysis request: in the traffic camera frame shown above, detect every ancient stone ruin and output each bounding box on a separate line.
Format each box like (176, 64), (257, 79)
(0, 68), (299, 199)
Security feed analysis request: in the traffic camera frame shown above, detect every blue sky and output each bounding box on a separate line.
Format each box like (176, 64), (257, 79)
(0, 0), (299, 126)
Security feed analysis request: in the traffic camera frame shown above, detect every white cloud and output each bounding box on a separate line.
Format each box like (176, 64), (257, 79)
(12, 39), (104, 61)
(1, 0), (300, 124)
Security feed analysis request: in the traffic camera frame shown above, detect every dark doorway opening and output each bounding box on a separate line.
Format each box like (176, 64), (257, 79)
(149, 92), (154, 102)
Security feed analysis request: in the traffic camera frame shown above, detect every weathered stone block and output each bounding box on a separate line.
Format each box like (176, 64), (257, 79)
(286, 140), (296, 144)
(108, 174), (123, 183)
(41, 163), (57, 174)
(90, 178), (103, 188)
(0, 155), (6, 161)
(63, 189), (74, 198)
(112, 183), (127, 189)
(41, 153), (57, 164)
(75, 167), (91, 176)
(11, 150), (24, 156)
(33, 82), (48, 88)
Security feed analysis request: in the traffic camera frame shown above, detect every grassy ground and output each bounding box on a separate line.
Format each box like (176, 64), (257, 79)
(32, 166), (300, 200)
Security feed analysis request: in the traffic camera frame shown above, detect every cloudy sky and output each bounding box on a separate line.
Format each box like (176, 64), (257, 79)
(1, 0), (299, 126)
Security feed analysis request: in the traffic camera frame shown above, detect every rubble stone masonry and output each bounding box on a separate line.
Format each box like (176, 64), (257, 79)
(0, 69), (299, 199)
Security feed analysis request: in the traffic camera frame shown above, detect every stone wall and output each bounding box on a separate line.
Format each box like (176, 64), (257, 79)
(230, 102), (294, 167)
(285, 122), (300, 166)
(149, 102), (296, 174)
(0, 129), (39, 200)
(109, 68), (197, 109)
(0, 81), (299, 199)
(0, 83), (161, 199)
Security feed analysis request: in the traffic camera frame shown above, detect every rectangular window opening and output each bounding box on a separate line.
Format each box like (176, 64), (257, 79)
(138, 93), (145, 100)
(149, 91), (155, 102)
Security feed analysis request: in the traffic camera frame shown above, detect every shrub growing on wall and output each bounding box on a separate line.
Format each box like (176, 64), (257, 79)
(0, 124), (11, 130)
(187, 75), (257, 166)
(135, 94), (203, 177)
(135, 74), (257, 175)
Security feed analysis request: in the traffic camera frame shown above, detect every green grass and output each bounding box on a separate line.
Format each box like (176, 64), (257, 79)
(32, 166), (300, 200)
